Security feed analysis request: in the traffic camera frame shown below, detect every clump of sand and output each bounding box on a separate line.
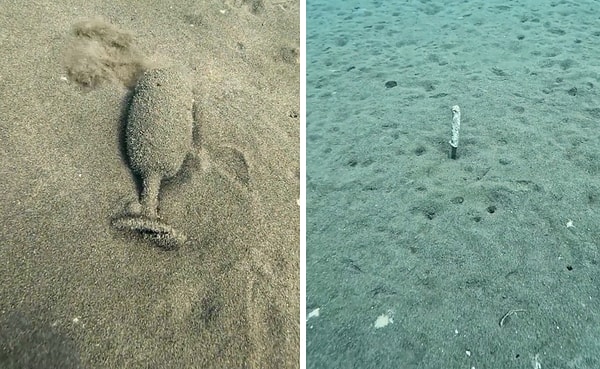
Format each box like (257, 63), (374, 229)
(63, 17), (148, 89)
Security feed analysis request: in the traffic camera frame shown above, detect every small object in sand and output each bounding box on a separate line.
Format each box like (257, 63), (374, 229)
(112, 215), (187, 249)
(384, 80), (397, 89)
(449, 105), (461, 159)
(498, 308), (526, 327)
(374, 310), (394, 329)
(306, 308), (320, 321)
(126, 68), (193, 219)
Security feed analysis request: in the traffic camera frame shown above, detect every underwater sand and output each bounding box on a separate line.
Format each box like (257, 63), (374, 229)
(306, 0), (600, 368)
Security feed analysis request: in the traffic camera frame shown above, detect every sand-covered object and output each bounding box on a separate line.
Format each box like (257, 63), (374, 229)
(126, 68), (193, 218)
(112, 215), (187, 249)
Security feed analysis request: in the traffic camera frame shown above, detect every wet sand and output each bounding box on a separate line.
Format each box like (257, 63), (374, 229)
(0, 1), (299, 368)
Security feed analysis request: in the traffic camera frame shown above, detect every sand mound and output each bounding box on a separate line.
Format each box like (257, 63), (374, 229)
(63, 17), (148, 89)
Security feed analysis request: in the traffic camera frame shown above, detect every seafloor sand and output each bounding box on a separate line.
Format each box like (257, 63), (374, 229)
(0, 1), (299, 368)
(307, 0), (600, 368)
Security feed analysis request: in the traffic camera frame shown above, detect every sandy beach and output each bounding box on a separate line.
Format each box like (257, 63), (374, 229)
(306, 0), (600, 368)
(0, 1), (299, 368)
